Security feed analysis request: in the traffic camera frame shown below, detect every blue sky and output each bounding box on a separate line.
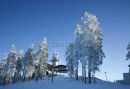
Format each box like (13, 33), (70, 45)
(0, 0), (130, 81)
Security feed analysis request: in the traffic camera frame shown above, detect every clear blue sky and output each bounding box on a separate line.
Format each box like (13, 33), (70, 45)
(0, 0), (130, 81)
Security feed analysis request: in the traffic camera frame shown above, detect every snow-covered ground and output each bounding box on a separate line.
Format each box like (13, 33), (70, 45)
(0, 76), (130, 89)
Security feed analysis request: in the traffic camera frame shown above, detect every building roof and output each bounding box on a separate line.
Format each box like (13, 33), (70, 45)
(54, 65), (66, 68)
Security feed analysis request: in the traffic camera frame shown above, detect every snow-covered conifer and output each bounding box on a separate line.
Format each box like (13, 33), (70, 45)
(15, 49), (24, 81)
(23, 44), (36, 80)
(35, 37), (48, 79)
(6, 44), (18, 79)
(0, 53), (8, 78)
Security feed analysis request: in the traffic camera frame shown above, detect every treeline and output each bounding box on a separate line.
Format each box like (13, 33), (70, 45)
(0, 37), (48, 86)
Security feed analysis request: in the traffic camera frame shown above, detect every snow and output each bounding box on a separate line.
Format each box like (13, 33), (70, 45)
(0, 76), (130, 89)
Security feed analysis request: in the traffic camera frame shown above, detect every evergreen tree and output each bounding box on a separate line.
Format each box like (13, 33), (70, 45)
(35, 37), (48, 79)
(6, 44), (18, 81)
(23, 44), (36, 80)
(1, 53), (7, 65)
(0, 53), (7, 80)
(16, 49), (24, 81)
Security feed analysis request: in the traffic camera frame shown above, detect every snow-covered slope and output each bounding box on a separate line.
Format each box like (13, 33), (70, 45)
(0, 76), (130, 89)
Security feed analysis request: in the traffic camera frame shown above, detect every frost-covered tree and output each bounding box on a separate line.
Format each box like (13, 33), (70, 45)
(23, 44), (36, 80)
(1, 53), (7, 65)
(0, 53), (7, 78)
(74, 25), (85, 80)
(74, 25), (86, 82)
(35, 37), (48, 79)
(15, 49), (24, 81)
(6, 44), (18, 79)
(66, 12), (105, 84)
(80, 12), (105, 84)
(66, 42), (75, 78)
